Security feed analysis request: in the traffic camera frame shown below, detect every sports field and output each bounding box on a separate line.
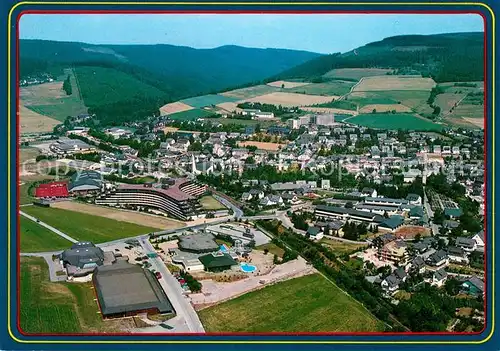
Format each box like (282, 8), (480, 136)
(353, 76), (436, 92)
(289, 81), (355, 96)
(168, 108), (216, 121)
(180, 94), (238, 108)
(323, 68), (393, 81)
(21, 206), (158, 244)
(20, 257), (117, 333)
(199, 195), (225, 210)
(344, 113), (443, 131)
(198, 274), (383, 332)
(20, 216), (72, 252)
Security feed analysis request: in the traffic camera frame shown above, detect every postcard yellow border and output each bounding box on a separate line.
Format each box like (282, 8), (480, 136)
(7, 1), (495, 345)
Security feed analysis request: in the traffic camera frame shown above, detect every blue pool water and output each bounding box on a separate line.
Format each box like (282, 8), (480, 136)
(240, 263), (257, 273)
(219, 244), (229, 253)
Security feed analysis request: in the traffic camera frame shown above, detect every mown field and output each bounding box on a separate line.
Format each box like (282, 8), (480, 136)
(20, 216), (72, 252)
(168, 108), (216, 121)
(319, 238), (367, 255)
(20, 257), (116, 333)
(180, 94), (238, 108)
(199, 195), (225, 210)
(348, 90), (433, 115)
(198, 274), (383, 332)
(353, 76), (436, 92)
(220, 85), (280, 99)
(323, 68), (392, 81)
(288, 80), (355, 96)
(21, 68), (88, 123)
(21, 206), (158, 243)
(344, 113), (443, 131)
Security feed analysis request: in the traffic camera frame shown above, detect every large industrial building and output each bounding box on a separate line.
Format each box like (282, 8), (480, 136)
(68, 170), (103, 194)
(178, 233), (220, 253)
(95, 178), (207, 221)
(92, 261), (174, 318)
(60, 242), (116, 277)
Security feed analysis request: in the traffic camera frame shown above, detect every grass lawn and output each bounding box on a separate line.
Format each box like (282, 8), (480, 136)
(168, 108), (216, 121)
(255, 242), (285, 258)
(22, 206), (158, 244)
(198, 274), (383, 332)
(20, 257), (113, 333)
(20, 216), (72, 252)
(344, 113), (443, 131)
(320, 238), (367, 255)
(19, 182), (35, 205)
(180, 94), (238, 108)
(199, 195), (225, 210)
(289, 81), (354, 96)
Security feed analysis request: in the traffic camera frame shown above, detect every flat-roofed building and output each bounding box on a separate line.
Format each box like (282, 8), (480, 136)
(93, 261), (174, 318)
(178, 233), (220, 253)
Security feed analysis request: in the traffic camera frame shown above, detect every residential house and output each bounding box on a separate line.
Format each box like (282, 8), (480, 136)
(427, 249), (449, 267)
(306, 226), (324, 241)
(432, 268), (448, 287)
(455, 237), (477, 252)
(472, 230), (485, 251)
(447, 246), (469, 265)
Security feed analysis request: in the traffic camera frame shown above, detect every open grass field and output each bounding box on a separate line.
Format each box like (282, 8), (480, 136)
(20, 257), (122, 333)
(323, 68), (392, 81)
(344, 113), (443, 131)
(267, 80), (311, 89)
(198, 274), (383, 332)
(168, 108), (216, 121)
(20, 216), (72, 252)
(368, 90), (433, 112)
(255, 242), (285, 257)
(353, 76), (436, 92)
(220, 85), (280, 99)
(180, 94), (238, 108)
(237, 141), (285, 151)
(320, 238), (367, 255)
(301, 106), (358, 116)
(199, 195), (225, 211)
(244, 92), (335, 107)
(21, 68), (88, 123)
(210, 117), (276, 128)
(19, 104), (61, 134)
(216, 102), (240, 113)
(19, 182), (35, 205)
(159, 101), (194, 115)
(435, 93), (468, 115)
(359, 104), (412, 113)
(288, 81), (355, 96)
(51, 201), (185, 230)
(19, 147), (40, 163)
(22, 205), (159, 243)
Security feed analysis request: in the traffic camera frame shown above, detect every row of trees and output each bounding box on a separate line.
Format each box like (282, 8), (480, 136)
(62, 75), (72, 95)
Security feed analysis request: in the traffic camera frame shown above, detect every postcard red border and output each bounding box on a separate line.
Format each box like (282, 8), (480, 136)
(15, 9), (489, 338)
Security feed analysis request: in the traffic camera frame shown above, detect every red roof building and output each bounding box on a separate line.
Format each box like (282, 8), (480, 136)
(34, 181), (69, 198)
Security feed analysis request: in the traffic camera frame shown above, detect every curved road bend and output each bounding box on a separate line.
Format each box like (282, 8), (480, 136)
(139, 237), (205, 333)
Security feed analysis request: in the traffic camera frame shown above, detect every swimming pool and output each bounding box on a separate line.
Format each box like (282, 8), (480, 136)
(240, 263), (257, 273)
(219, 244), (229, 253)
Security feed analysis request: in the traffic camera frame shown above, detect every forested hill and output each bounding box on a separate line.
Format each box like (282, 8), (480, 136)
(20, 40), (321, 98)
(272, 32), (484, 83)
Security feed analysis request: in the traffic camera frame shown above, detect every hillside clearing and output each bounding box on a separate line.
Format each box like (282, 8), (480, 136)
(19, 104), (61, 134)
(267, 80), (311, 88)
(323, 68), (393, 80)
(220, 85), (280, 99)
(244, 92), (335, 107)
(289, 81), (355, 96)
(353, 76), (436, 92)
(167, 108), (216, 121)
(180, 94), (238, 108)
(198, 274), (383, 332)
(159, 101), (194, 115)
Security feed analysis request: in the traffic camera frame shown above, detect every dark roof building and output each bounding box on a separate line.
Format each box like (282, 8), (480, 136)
(199, 252), (238, 272)
(68, 170), (102, 193)
(178, 233), (220, 253)
(93, 261), (174, 318)
(60, 242), (115, 277)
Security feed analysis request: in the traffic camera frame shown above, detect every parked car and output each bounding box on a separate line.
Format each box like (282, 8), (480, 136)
(155, 272), (162, 279)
